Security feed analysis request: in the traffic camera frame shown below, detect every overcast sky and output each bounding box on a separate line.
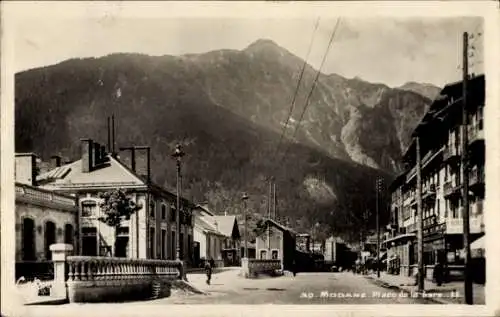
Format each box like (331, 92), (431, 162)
(13, 16), (483, 88)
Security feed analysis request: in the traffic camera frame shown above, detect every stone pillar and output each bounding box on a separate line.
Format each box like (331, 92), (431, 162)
(241, 258), (250, 278)
(50, 243), (74, 298)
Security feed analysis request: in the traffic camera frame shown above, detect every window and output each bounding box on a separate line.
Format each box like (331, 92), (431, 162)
(161, 205), (167, 220)
(81, 201), (97, 217)
(22, 218), (36, 261)
(44, 221), (56, 260)
(478, 106), (484, 130)
(149, 227), (155, 259)
(171, 230), (176, 259)
(260, 250), (267, 259)
(271, 250), (279, 260)
(82, 227), (97, 256)
(170, 207), (176, 222)
(64, 224), (74, 245)
(161, 229), (167, 259)
(150, 201), (156, 219)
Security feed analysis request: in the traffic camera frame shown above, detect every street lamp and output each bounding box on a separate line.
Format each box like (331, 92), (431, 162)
(242, 193), (249, 259)
(171, 144), (185, 261)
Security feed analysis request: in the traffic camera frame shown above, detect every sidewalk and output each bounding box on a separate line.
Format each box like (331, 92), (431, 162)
(365, 272), (485, 305)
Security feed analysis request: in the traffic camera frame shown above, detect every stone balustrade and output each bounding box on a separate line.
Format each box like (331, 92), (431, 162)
(16, 183), (77, 210)
(241, 258), (281, 278)
(50, 244), (182, 303)
(66, 256), (181, 281)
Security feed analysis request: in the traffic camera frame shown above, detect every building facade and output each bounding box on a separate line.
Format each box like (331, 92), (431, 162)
(36, 138), (195, 263)
(255, 219), (296, 271)
(15, 153), (79, 280)
(385, 75), (485, 282)
(193, 205), (226, 267)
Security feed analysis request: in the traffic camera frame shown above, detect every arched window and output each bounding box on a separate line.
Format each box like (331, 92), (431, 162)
(22, 218), (36, 261)
(44, 221), (56, 260)
(64, 224), (74, 245)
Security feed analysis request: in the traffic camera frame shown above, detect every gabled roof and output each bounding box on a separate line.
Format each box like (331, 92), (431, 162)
(37, 155), (145, 190)
(263, 218), (296, 235)
(213, 215), (239, 238)
(37, 154), (196, 208)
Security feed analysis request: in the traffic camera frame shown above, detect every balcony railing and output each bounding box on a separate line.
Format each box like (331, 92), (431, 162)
(445, 214), (484, 234)
(443, 146), (460, 162)
(66, 256), (181, 282)
(15, 184), (77, 207)
(422, 184), (437, 202)
(443, 180), (461, 197)
(468, 126), (484, 145)
(469, 167), (485, 187)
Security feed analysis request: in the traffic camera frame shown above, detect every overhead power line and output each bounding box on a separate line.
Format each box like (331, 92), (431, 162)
(276, 18), (342, 169)
(271, 17), (321, 167)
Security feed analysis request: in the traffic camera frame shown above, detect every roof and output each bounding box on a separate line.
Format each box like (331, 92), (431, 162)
(37, 154), (195, 207)
(402, 74), (485, 163)
(213, 215), (239, 237)
(37, 155), (145, 189)
(264, 218), (297, 235)
(194, 209), (228, 237)
(193, 204), (215, 216)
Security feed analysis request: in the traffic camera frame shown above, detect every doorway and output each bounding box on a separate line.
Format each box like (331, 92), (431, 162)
(44, 221), (56, 260)
(22, 218), (36, 261)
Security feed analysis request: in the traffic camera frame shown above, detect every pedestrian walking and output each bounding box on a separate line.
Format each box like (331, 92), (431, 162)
(205, 257), (214, 285)
(292, 259), (297, 277)
(433, 260), (444, 286)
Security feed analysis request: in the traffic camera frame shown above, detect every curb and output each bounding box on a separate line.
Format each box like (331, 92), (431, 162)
(24, 297), (68, 306)
(364, 276), (448, 304)
(171, 280), (207, 295)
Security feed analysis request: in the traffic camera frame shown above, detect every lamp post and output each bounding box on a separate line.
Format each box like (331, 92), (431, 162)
(171, 144), (185, 261)
(242, 193), (249, 259)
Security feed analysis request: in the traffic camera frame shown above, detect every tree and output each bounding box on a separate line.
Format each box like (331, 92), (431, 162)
(98, 189), (142, 257)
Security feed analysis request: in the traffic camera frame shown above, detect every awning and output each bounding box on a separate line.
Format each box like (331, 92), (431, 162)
(471, 236), (485, 250)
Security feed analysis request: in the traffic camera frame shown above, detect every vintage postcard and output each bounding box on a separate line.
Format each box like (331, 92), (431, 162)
(1, 1), (499, 317)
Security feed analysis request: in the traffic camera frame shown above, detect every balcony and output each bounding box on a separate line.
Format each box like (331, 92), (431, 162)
(468, 126), (484, 146)
(422, 184), (437, 202)
(406, 222), (417, 234)
(443, 180), (461, 198)
(469, 167), (485, 188)
(445, 214), (484, 234)
(443, 146), (461, 165)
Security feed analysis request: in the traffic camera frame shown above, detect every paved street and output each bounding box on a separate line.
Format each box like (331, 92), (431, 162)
(157, 269), (439, 304)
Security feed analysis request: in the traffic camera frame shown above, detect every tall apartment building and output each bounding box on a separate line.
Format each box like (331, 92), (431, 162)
(385, 75), (485, 281)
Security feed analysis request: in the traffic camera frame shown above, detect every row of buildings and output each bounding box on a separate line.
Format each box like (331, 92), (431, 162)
(384, 74), (485, 283)
(14, 138), (242, 280)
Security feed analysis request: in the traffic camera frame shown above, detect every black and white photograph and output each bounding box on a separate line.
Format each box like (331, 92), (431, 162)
(1, 1), (499, 316)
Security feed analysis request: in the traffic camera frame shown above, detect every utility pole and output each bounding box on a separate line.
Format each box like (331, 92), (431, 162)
(416, 136), (424, 294)
(376, 177), (382, 278)
(273, 182), (277, 220)
(268, 179), (272, 257)
(461, 31), (473, 305)
(242, 193), (249, 259)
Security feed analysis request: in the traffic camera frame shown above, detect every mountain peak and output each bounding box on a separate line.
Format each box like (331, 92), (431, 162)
(244, 39), (283, 53)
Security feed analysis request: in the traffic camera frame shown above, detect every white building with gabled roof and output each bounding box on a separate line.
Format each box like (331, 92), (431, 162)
(37, 138), (195, 263)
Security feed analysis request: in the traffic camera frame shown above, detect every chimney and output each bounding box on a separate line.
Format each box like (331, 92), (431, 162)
(93, 142), (101, 166)
(100, 145), (107, 161)
(51, 155), (62, 168)
(15, 153), (38, 186)
(81, 138), (93, 173)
